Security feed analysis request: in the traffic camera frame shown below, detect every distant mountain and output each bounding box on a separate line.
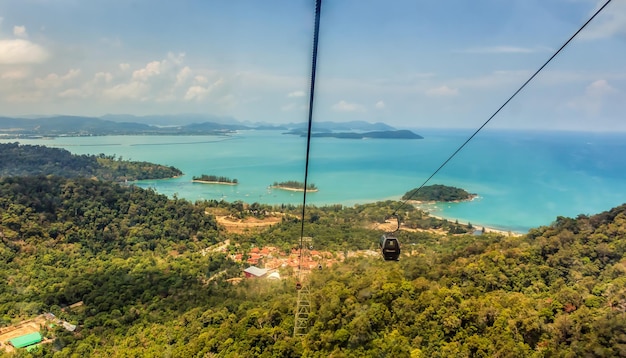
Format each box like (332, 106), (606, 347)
(0, 115), (242, 137)
(286, 120), (396, 132)
(287, 129), (423, 139)
(0, 115), (151, 135)
(101, 113), (241, 126)
(0, 115), (412, 138)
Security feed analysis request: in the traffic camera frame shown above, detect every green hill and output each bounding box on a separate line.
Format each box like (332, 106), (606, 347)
(0, 142), (182, 181)
(0, 173), (625, 356)
(402, 184), (476, 202)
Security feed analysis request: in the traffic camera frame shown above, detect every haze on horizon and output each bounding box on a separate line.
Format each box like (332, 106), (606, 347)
(0, 0), (625, 131)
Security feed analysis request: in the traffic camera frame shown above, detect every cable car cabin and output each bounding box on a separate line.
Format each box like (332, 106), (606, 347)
(379, 235), (401, 261)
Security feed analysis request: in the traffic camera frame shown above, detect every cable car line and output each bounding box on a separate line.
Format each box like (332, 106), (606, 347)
(388, 0), (613, 219)
(297, 0), (322, 284)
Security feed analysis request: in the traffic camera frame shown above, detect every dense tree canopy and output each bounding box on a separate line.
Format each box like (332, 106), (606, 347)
(402, 184), (475, 202)
(192, 175), (238, 184)
(272, 181), (317, 191)
(0, 173), (625, 356)
(0, 143), (182, 181)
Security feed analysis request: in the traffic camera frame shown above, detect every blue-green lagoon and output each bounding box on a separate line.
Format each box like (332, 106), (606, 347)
(6, 129), (626, 233)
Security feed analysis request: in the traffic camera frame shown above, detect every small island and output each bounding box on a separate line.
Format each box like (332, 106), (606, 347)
(270, 180), (318, 192)
(192, 174), (238, 185)
(285, 129), (423, 140)
(402, 184), (476, 202)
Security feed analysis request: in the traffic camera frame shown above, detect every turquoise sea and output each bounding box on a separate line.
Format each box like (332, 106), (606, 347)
(5, 129), (626, 233)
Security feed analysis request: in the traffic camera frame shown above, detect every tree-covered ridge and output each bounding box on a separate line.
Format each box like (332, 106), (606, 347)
(192, 174), (238, 184)
(1, 176), (626, 356)
(271, 181), (318, 191)
(402, 184), (476, 202)
(0, 142), (182, 181)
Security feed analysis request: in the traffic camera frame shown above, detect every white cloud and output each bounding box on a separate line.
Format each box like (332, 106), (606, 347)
(13, 26), (27, 38)
(119, 63), (130, 71)
(1, 68), (30, 79)
(184, 86), (209, 101)
(287, 90), (305, 97)
(175, 66), (192, 87)
(0, 39), (48, 64)
(103, 81), (149, 100)
(426, 85), (458, 96)
(567, 79), (620, 115)
(167, 52), (186, 65)
(586, 79), (617, 96)
(375, 100), (385, 109)
(132, 61), (162, 81)
(194, 75), (208, 85)
(331, 100), (366, 112)
(34, 69), (81, 89)
(58, 88), (87, 98)
(581, 1), (626, 40)
(94, 72), (113, 83)
(184, 78), (224, 101)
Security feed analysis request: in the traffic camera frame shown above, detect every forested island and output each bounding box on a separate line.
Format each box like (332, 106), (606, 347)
(285, 129), (423, 139)
(0, 142), (182, 181)
(1, 145), (626, 356)
(271, 180), (318, 192)
(402, 184), (477, 202)
(192, 174), (238, 185)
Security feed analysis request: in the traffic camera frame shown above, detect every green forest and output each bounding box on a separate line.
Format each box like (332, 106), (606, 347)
(0, 145), (625, 357)
(0, 143), (181, 182)
(402, 184), (476, 202)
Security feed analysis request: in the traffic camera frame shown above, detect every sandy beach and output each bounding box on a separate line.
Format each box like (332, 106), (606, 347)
(427, 214), (522, 236)
(270, 185), (319, 193)
(192, 180), (237, 186)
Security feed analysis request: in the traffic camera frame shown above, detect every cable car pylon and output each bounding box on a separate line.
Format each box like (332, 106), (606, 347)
(293, 237), (313, 337)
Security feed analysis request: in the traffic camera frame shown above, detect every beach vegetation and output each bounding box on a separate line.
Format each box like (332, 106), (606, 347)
(192, 174), (238, 184)
(271, 180), (318, 191)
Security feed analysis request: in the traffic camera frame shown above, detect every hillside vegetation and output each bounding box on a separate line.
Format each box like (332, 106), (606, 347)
(0, 142), (182, 181)
(0, 173), (625, 356)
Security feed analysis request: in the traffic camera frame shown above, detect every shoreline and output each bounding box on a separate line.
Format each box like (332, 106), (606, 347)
(270, 185), (319, 193)
(427, 213), (524, 236)
(407, 196), (526, 235)
(406, 194), (478, 205)
(192, 180), (238, 186)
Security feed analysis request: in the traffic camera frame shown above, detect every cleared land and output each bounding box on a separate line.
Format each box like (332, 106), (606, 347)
(215, 215), (283, 234)
(0, 316), (46, 353)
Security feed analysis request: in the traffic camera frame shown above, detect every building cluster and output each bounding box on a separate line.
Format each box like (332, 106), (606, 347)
(0, 309), (79, 353)
(230, 246), (338, 279)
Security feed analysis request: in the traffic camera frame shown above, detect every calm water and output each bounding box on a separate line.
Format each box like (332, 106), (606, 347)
(5, 129), (626, 233)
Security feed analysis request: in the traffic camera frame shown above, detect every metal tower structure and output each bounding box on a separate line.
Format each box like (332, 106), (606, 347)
(293, 237), (313, 337)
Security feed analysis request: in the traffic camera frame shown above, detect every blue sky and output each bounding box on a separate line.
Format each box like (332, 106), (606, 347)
(0, 0), (625, 131)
